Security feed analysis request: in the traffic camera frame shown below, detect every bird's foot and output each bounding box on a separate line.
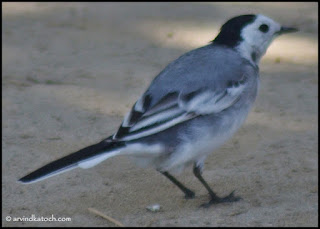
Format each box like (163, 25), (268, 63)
(184, 189), (195, 199)
(200, 190), (242, 208)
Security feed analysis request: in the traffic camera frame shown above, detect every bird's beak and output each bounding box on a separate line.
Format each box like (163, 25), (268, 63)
(277, 26), (299, 35)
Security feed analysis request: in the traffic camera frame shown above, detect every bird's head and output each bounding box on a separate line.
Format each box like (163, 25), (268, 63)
(213, 14), (298, 65)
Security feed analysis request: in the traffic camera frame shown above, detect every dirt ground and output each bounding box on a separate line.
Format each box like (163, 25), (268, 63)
(2, 2), (318, 227)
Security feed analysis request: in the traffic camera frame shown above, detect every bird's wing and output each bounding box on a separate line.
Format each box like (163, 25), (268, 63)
(113, 76), (248, 141)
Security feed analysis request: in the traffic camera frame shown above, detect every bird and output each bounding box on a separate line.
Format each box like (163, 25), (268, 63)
(19, 14), (298, 207)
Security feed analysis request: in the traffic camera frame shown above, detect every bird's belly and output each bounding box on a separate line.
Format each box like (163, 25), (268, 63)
(161, 106), (251, 173)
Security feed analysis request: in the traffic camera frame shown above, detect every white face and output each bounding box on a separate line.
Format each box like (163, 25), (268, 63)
(237, 14), (282, 64)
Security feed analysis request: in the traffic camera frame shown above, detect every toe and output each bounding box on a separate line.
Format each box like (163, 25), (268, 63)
(184, 190), (195, 199)
(200, 191), (242, 207)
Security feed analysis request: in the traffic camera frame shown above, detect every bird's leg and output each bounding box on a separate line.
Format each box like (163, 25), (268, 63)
(160, 171), (195, 199)
(193, 164), (241, 207)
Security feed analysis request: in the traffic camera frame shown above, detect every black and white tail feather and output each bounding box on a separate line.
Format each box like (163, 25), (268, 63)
(19, 78), (246, 184)
(19, 137), (125, 183)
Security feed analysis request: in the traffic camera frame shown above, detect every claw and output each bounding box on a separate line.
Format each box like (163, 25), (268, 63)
(200, 191), (242, 208)
(184, 190), (195, 199)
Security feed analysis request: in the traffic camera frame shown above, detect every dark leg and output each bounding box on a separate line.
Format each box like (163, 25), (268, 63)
(161, 171), (195, 199)
(193, 164), (241, 207)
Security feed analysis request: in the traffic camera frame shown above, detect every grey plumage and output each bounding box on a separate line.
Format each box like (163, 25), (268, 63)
(19, 14), (297, 207)
(120, 45), (259, 172)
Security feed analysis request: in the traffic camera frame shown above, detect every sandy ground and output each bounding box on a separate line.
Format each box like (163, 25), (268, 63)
(2, 2), (318, 227)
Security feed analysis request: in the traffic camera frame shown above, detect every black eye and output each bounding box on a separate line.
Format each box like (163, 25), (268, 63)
(259, 24), (269, 33)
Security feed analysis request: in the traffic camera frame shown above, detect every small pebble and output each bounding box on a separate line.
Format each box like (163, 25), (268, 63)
(146, 204), (161, 212)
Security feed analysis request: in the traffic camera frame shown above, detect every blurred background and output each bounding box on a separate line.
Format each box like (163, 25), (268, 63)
(2, 2), (318, 227)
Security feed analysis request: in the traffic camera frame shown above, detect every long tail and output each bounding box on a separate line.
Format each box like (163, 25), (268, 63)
(19, 137), (125, 184)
